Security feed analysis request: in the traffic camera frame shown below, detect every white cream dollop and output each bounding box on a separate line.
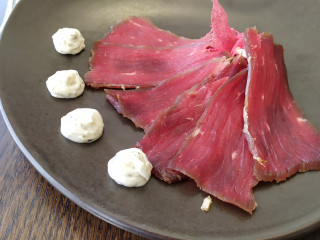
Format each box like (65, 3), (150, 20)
(52, 28), (85, 55)
(60, 108), (104, 143)
(108, 148), (153, 187)
(46, 70), (85, 98)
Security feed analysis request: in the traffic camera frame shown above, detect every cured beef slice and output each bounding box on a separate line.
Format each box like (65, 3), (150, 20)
(100, 16), (193, 47)
(208, 0), (237, 52)
(169, 69), (258, 214)
(85, 0), (238, 89)
(243, 28), (320, 182)
(85, 41), (214, 89)
(105, 56), (226, 129)
(106, 55), (246, 130)
(136, 76), (228, 183)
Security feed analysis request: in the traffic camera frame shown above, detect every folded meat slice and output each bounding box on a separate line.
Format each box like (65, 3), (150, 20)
(136, 76), (228, 183)
(243, 28), (320, 182)
(168, 69), (258, 214)
(85, 40), (214, 89)
(106, 55), (246, 130)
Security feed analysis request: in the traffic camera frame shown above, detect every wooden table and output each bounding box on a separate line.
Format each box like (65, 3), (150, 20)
(1, 113), (320, 240)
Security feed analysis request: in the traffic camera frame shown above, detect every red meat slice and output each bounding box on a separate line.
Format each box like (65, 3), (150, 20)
(243, 28), (320, 182)
(106, 55), (246, 130)
(100, 16), (193, 47)
(207, 0), (238, 52)
(136, 76), (228, 183)
(169, 69), (258, 214)
(85, 40), (214, 89)
(85, 0), (239, 89)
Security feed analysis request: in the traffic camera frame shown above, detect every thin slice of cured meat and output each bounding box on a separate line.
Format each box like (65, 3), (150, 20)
(207, 0), (238, 52)
(243, 28), (320, 182)
(106, 55), (246, 130)
(169, 69), (258, 214)
(100, 16), (194, 47)
(86, 17), (200, 88)
(85, 40), (215, 89)
(136, 76), (228, 183)
(85, 0), (238, 89)
(103, 0), (237, 50)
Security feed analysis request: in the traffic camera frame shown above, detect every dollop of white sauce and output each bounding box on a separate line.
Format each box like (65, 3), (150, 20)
(52, 28), (85, 55)
(60, 108), (104, 143)
(46, 70), (85, 98)
(108, 148), (153, 187)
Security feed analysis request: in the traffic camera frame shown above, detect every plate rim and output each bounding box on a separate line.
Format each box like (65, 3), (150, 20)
(0, 0), (320, 239)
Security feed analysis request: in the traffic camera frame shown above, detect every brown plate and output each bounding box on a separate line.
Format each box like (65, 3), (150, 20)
(0, 0), (319, 239)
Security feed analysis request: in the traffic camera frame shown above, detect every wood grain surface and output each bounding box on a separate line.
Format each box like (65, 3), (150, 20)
(0, 111), (320, 240)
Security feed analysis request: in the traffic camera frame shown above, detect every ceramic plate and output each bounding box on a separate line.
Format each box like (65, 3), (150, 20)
(0, 0), (319, 239)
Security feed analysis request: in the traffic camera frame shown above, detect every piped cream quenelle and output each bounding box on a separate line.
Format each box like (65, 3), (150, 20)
(108, 148), (153, 187)
(52, 28), (85, 55)
(60, 108), (104, 143)
(46, 70), (85, 98)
